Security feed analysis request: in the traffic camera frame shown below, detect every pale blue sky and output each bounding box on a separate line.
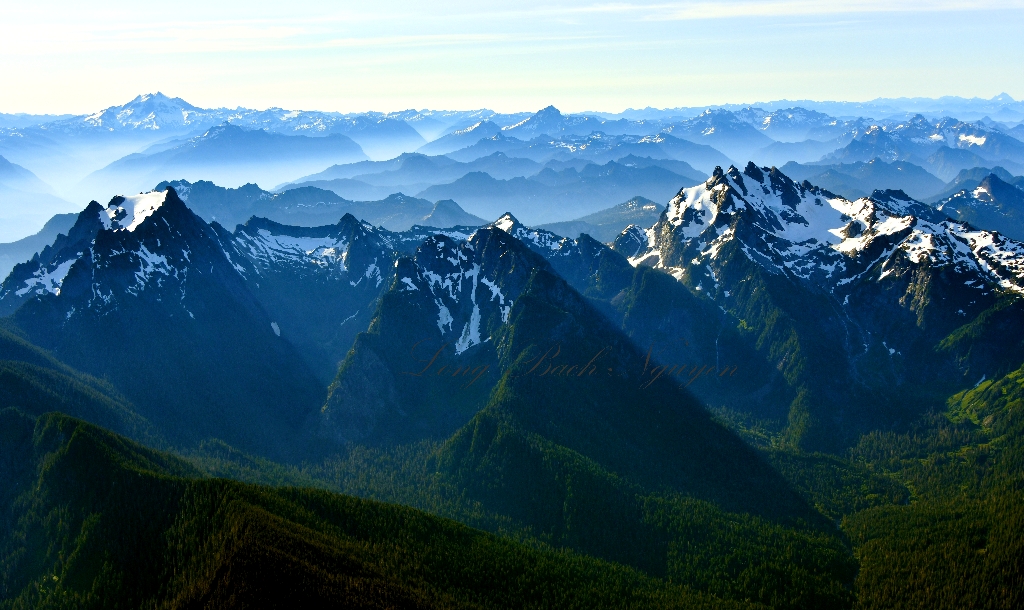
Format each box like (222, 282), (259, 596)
(3, 1), (1023, 114)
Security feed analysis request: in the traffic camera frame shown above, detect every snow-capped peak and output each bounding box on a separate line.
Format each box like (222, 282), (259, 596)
(619, 163), (1024, 295)
(489, 213), (566, 251)
(100, 191), (168, 232)
(492, 213), (519, 233)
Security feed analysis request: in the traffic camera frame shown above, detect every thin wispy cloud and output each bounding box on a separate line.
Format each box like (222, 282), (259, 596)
(641, 0), (1024, 20)
(1, 0), (1022, 113)
(4, 1), (1020, 54)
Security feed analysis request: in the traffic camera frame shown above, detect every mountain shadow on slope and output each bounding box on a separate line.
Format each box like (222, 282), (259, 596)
(3, 189), (324, 460)
(313, 231), (856, 607)
(0, 326), (157, 444)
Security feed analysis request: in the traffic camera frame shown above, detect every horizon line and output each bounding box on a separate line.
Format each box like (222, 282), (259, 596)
(1, 91), (1020, 119)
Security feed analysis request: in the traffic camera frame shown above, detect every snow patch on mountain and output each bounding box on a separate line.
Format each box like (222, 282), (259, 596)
(436, 299), (454, 333)
(959, 134), (987, 146)
(455, 303), (482, 354)
(241, 229), (351, 270)
(129, 245), (174, 294)
(15, 258), (76, 297)
(101, 191), (168, 232)
(401, 231), (532, 355)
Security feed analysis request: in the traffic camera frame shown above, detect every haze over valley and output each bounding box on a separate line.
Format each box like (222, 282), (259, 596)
(3, 91), (1024, 243)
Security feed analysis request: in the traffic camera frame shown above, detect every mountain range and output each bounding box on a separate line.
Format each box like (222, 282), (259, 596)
(779, 158), (947, 200)
(607, 93), (1024, 122)
(78, 124), (367, 203)
(4, 163), (1023, 454)
(935, 172), (1024, 241)
(2, 155), (1024, 607)
(3, 92), (1024, 245)
(161, 179), (486, 231)
(284, 156), (705, 225)
(821, 116), (1024, 179)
